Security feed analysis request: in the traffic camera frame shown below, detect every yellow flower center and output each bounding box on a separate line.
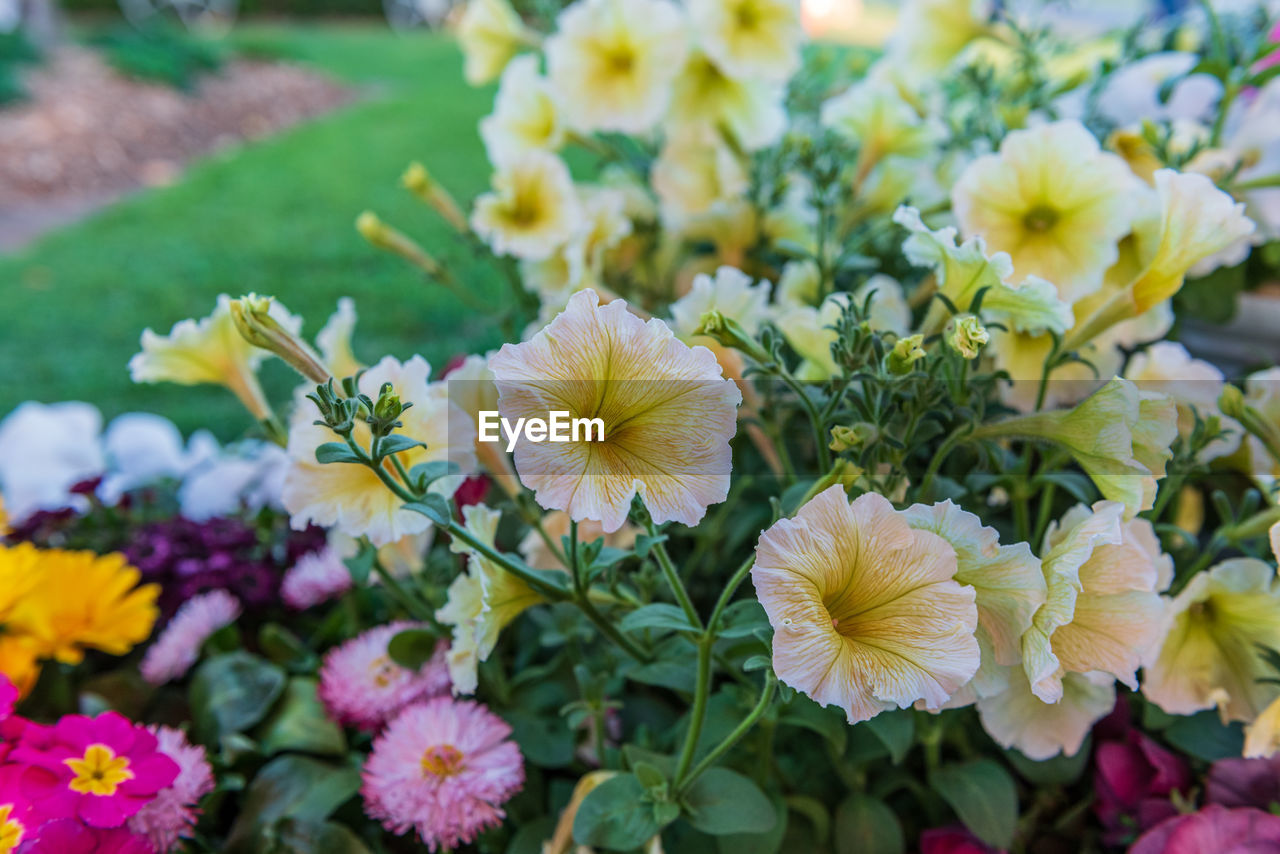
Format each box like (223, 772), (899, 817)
(368, 654), (398, 688)
(604, 45), (635, 75)
(64, 743), (134, 797)
(734, 0), (761, 31)
(1022, 204), (1060, 233)
(0, 804), (25, 853)
(420, 744), (465, 779)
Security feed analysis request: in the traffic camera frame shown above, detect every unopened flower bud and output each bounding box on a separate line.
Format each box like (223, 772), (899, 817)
(948, 314), (989, 360)
(830, 423), (878, 452)
(373, 384), (402, 422)
(1219, 384), (1280, 467)
(694, 310), (772, 365)
(402, 162), (469, 233)
(886, 335), (926, 375)
(356, 211), (448, 280)
(230, 294), (329, 384)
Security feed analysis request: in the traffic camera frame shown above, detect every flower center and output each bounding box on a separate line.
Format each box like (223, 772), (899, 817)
(0, 804), (24, 853)
(735, 0), (761, 31)
(604, 46), (635, 75)
(369, 654), (399, 688)
(64, 743), (135, 797)
(420, 744), (465, 779)
(1022, 204), (1060, 233)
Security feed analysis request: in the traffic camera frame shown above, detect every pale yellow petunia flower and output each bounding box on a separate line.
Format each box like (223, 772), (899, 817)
(688, 0), (802, 83)
(666, 50), (786, 152)
(752, 487), (979, 724)
(977, 667), (1116, 760)
(488, 289), (741, 533)
(1245, 694), (1280, 759)
(479, 55), (566, 167)
(471, 151), (583, 261)
(456, 0), (530, 85)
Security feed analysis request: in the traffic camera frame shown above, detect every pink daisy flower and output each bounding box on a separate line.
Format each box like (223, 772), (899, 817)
(281, 546), (353, 610)
(13, 817), (154, 853)
(317, 623), (451, 731)
(12, 711), (179, 829)
(360, 697), (524, 852)
(140, 590), (241, 685)
(126, 727), (214, 853)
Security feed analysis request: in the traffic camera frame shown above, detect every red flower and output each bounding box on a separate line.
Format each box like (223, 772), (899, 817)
(1093, 730), (1189, 843)
(1131, 805), (1280, 854)
(920, 825), (1004, 854)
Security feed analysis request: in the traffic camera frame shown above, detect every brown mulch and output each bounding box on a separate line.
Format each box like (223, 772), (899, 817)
(0, 45), (354, 247)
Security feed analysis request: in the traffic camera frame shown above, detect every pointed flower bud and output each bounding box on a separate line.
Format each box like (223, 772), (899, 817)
(402, 162), (469, 233)
(356, 211), (448, 280)
(885, 334), (926, 375)
(693, 309), (772, 365)
(948, 314), (989, 359)
(230, 294), (330, 384)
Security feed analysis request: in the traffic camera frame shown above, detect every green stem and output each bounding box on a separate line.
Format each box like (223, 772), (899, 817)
(707, 555), (755, 633)
(371, 557), (434, 622)
(1230, 173), (1280, 192)
(674, 636), (714, 786)
(778, 369), (833, 471)
(678, 672), (777, 796)
(918, 425), (971, 499)
(649, 534), (702, 630)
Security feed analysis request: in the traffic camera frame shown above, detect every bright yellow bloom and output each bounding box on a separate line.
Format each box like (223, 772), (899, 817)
(0, 635), (39, 698)
(283, 355), (477, 547)
(666, 50), (786, 152)
(471, 151), (583, 261)
(456, 0), (529, 85)
(3, 545), (158, 666)
(480, 55), (566, 167)
(752, 487), (979, 723)
(688, 0), (802, 82)
(66, 744), (135, 796)
(1143, 558), (1280, 723)
(488, 289), (742, 533)
(545, 0), (688, 134)
(130, 294), (299, 421)
(952, 121), (1145, 303)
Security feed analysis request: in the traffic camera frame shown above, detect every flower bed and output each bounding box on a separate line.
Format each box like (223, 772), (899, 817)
(3, 0), (1280, 852)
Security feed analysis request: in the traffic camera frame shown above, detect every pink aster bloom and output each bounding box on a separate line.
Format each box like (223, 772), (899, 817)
(1131, 804), (1280, 854)
(12, 711), (179, 829)
(281, 546), (352, 610)
(126, 726), (214, 853)
(318, 623), (452, 731)
(361, 697), (524, 852)
(13, 818), (154, 854)
(140, 590), (241, 685)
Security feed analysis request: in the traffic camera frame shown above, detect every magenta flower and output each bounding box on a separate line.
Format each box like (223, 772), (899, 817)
(1, 764), (37, 854)
(0, 675), (15, 721)
(139, 590), (241, 685)
(12, 712), (179, 828)
(920, 825), (1004, 854)
(1206, 755), (1280, 810)
(318, 623), (452, 731)
(360, 697), (524, 852)
(1131, 805), (1280, 854)
(281, 546), (353, 610)
(1093, 730), (1190, 843)
(13, 818), (154, 853)
(126, 727), (214, 852)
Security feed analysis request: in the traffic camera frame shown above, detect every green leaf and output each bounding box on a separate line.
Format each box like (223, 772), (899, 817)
(834, 794), (905, 854)
(717, 790), (788, 854)
(864, 710), (914, 765)
(634, 533), (668, 559)
(1033, 471), (1096, 504)
(1004, 740), (1090, 785)
(929, 759), (1018, 849)
(258, 624), (316, 671)
(621, 603), (697, 634)
(507, 710), (577, 768)
(376, 434), (425, 458)
(682, 768), (776, 836)
(718, 600), (770, 638)
(778, 696), (847, 755)
(743, 655), (772, 673)
(1164, 710), (1245, 761)
(408, 459), (460, 488)
(633, 761), (668, 792)
(190, 652), (287, 743)
(627, 659), (697, 693)
(404, 494), (452, 526)
(255, 678), (346, 758)
(315, 442), (363, 465)
(573, 773), (662, 850)
(225, 756), (363, 854)
(342, 547), (375, 586)
(387, 628), (439, 671)
(269, 818), (372, 853)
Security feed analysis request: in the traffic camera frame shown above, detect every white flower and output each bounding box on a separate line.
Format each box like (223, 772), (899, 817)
(480, 55), (566, 167)
(670, 266), (771, 340)
(651, 127), (750, 232)
(457, 0), (528, 85)
(545, 0), (688, 134)
(0, 401), (104, 523)
(99, 413), (217, 504)
(977, 668), (1116, 760)
(1097, 52), (1222, 127)
(178, 441), (289, 521)
(471, 151), (583, 261)
(687, 0), (803, 82)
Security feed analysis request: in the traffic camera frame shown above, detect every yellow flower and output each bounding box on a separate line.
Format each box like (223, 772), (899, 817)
(480, 55), (566, 167)
(487, 289), (742, 533)
(688, 0), (802, 82)
(130, 294), (299, 421)
(952, 121), (1146, 302)
(282, 355), (477, 547)
(545, 0), (688, 134)
(650, 127), (749, 233)
(1021, 502), (1168, 703)
(1143, 558), (1280, 723)
(456, 0), (529, 85)
(977, 668), (1116, 760)
(903, 500), (1045, 701)
(0, 635), (39, 698)
(752, 487), (979, 723)
(3, 545), (158, 666)
(471, 151), (582, 261)
(823, 80), (939, 183)
(438, 505), (545, 694)
(1245, 695), (1280, 758)
(883, 0), (991, 77)
(666, 50), (786, 152)
(315, 297), (363, 380)
(893, 206), (1073, 337)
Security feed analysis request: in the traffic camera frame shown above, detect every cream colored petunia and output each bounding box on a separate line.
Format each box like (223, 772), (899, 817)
(666, 50), (786, 152)
(687, 0), (802, 82)
(545, 0), (688, 134)
(1143, 558), (1280, 723)
(521, 187), (633, 304)
(882, 0), (991, 78)
(480, 55), (566, 167)
(1124, 341), (1241, 462)
(670, 266), (771, 344)
(457, 0), (530, 85)
(903, 500), (1045, 699)
(130, 295), (300, 421)
(952, 121), (1147, 303)
(316, 297), (363, 379)
(444, 353), (521, 498)
(487, 289), (742, 533)
(651, 127), (750, 232)
(1245, 695), (1280, 758)
(977, 668), (1116, 760)
(752, 487), (980, 724)
(1021, 503), (1168, 703)
(471, 151), (583, 261)
(282, 355), (477, 547)
(822, 80), (939, 183)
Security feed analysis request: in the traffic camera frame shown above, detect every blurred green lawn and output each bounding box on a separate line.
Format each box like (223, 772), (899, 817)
(0, 24), (503, 439)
